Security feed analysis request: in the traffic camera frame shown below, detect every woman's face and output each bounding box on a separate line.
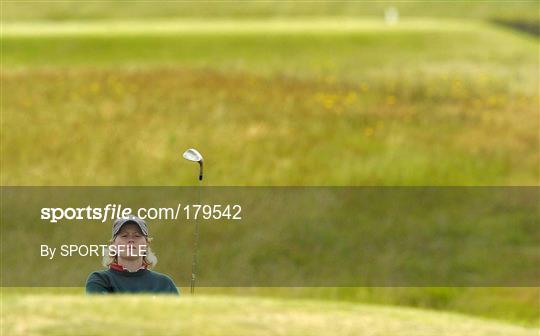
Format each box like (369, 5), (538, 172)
(112, 223), (147, 259)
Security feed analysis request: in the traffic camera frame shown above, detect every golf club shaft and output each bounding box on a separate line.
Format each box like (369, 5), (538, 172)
(190, 184), (201, 295)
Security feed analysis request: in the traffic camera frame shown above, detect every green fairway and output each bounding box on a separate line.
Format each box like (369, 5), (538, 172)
(2, 290), (538, 336)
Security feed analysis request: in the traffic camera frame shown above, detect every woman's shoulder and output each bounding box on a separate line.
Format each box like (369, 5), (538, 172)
(146, 269), (179, 293)
(85, 269), (114, 293)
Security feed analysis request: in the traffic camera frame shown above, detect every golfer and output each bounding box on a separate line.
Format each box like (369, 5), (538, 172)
(86, 216), (179, 294)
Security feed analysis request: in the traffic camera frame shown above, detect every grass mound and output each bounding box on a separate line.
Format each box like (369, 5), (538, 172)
(2, 292), (538, 336)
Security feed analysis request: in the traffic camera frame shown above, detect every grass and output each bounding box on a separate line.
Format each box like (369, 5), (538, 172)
(211, 287), (540, 327)
(1, 4), (539, 335)
(2, 187), (538, 326)
(2, 289), (539, 336)
(2, 1), (539, 22)
(2, 19), (538, 185)
(1, 18), (485, 36)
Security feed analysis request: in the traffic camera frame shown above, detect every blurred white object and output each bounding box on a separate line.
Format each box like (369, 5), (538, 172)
(384, 7), (399, 26)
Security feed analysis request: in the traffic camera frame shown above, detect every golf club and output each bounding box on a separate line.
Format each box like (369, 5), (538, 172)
(183, 148), (203, 295)
(183, 148), (203, 181)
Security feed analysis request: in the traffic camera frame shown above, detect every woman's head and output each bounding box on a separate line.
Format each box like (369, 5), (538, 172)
(112, 222), (147, 259)
(102, 217), (158, 269)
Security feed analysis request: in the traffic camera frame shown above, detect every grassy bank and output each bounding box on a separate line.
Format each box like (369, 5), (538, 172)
(2, 289), (539, 336)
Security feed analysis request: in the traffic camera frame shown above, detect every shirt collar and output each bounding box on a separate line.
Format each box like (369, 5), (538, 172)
(110, 262), (148, 272)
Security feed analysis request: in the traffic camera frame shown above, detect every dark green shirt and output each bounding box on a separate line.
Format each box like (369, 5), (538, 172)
(86, 268), (179, 294)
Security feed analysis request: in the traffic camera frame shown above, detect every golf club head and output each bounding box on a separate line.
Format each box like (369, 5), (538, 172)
(183, 148), (204, 181)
